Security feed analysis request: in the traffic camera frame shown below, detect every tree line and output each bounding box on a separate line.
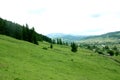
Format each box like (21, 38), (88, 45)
(51, 38), (78, 52)
(0, 17), (79, 52)
(51, 38), (69, 45)
(0, 17), (51, 45)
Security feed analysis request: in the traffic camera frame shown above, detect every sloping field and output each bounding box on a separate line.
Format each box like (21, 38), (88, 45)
(0, 35), (120, 80)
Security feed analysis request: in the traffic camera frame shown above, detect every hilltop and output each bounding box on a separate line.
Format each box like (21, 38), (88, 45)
(79, 31), (120, 44)
(0, 35), (120, 80)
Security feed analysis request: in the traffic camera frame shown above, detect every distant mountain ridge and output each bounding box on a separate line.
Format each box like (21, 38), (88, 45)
(47, 33), (88, 42)
(83, 31), (120, 40)
(101, 31), (120, 38)
(79, 31), (120, 44)
(47, 33), (65, 38)
(47, 31), (120, 42)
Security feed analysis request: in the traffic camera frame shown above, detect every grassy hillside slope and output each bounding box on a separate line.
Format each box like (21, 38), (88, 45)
(0, 35), (120, 80)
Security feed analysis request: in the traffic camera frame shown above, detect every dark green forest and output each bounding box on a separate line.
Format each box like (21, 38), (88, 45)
(0, 17), (52, 45)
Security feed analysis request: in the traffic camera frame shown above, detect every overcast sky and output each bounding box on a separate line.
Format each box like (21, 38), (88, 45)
(0, 0), (120, 35)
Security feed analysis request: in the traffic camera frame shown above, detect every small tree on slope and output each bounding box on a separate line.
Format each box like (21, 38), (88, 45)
(71, 42), (78, 52)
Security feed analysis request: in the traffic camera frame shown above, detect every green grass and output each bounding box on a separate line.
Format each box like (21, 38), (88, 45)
(0, 35), (120, 80)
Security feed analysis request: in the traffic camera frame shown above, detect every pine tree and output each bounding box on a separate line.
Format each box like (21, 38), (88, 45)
(50, 44), (53, 49)
(65, 42), (69, 46)
(57, 38), (62, 45)
(59, 38), (62, 45)
(25, 24), (30, 41)
(57, 38), (59, 44)
(71, 42), (78, 52)
(32, 27), (39, 45)
(14, 24), (22, 40)
(0, 18), (5, 34)
(22, 26), (27, 40)
(52, 39), (56, 44)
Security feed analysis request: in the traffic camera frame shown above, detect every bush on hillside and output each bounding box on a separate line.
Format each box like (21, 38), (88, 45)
(97, 50), (104, 55)
(107, 50), (114, 56)
(50, 44), (53, 49)
(42, 47), (48, 50)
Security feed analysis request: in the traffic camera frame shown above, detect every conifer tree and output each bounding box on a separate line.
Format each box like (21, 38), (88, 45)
(52, 39), (56, 44)
(57, 38), (62, 45)
(0, 18), (5, 34)
(59, 38), (62, 45)
(32, 27), (38, 45)
(50, 44), (53, 49)
(71, 42), (78, 52)
(22, 26), (27, 40)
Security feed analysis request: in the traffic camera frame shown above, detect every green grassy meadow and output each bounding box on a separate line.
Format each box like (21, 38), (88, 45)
(0, 35), (120, 80)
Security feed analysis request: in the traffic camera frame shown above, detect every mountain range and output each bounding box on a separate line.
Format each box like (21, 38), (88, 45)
(47, 33), (88, 41)
(47, 31), (120, 43)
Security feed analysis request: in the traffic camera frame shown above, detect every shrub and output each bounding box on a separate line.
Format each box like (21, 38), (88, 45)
(42, 47), (48, 50)
(14, 78), (22, 80)
(97, 51), (104, 54)
(71, 59), (74, 61)
(107, 50), (114, 56)
(114, 50), (119, 56)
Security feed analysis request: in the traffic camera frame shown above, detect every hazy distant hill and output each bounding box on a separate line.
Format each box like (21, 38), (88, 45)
(47, 33), (87, 42)
(47, 31), (120, 43)
(47, 33), (65, 38)
(100, 31), (120, 38)
(79, 31), (120, 44)
(84, 31), (120, 39)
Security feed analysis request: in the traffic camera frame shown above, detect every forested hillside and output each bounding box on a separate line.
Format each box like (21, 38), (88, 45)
(0, 17), (51, 45)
